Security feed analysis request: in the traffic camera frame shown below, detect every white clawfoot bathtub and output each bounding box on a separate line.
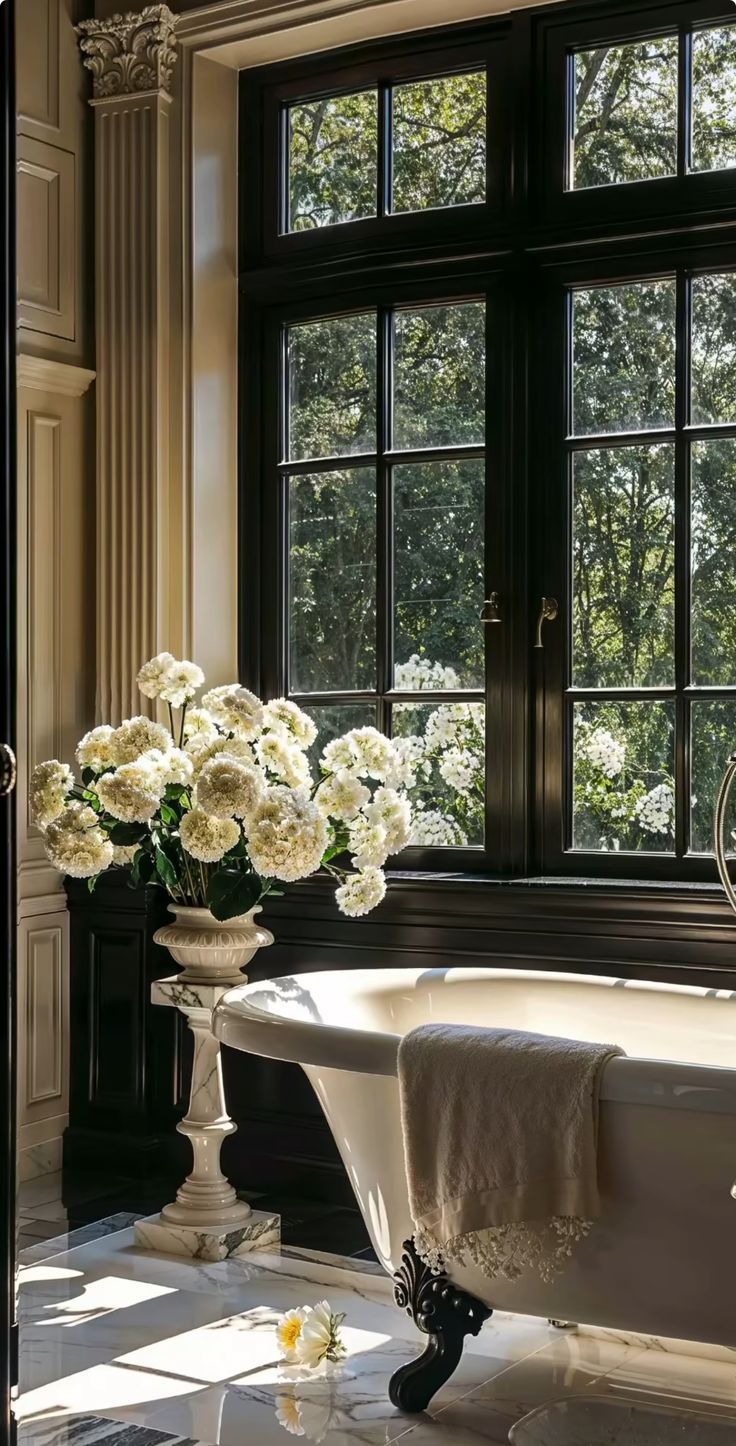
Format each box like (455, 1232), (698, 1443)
(213, 966), (736, 1347)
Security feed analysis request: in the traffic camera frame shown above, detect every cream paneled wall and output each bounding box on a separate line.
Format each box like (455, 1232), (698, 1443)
(16, 0), (96, 1181)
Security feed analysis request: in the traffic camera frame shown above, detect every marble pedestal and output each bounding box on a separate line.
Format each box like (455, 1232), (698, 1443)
(135, 974), (280, 1260)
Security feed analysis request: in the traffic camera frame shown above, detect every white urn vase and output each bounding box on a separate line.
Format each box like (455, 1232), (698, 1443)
(153, 903), (274, 983)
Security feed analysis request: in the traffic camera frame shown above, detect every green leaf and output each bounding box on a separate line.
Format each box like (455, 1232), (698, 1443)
(159, 802), (178, 827)
(82, 767), (97, 787)
(130, 847), (155, 888)
(165, 783), (189, 802)
(155, 847), (179, 892)
(106, 821), (149, 846)
(86, 875), (98, 893)
(207, 868), (264, 922)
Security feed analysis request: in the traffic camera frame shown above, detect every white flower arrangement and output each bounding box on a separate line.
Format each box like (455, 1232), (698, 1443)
(30, 652), (414, 920)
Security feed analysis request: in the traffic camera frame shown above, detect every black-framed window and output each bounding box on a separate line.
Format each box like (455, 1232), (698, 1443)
(239, 0), (736, 883)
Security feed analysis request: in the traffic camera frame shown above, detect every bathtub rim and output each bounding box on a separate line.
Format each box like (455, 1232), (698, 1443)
(212, 966), (736, 1111)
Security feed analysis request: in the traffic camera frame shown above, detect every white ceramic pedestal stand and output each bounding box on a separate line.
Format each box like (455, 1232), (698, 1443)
(135, 974), (280, 1261)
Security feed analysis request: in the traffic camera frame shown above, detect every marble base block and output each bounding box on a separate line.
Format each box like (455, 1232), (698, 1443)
(134, 1209), (281, 1262)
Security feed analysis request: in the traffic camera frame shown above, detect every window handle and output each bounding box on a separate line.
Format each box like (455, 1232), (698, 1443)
(479, 591), (501, 624)
(534, 596), (558, 649)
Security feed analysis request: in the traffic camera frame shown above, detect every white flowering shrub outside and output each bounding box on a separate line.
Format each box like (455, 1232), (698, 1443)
(29, 653), (415, 920)
(573, 716), (676, 852)
(394, 657), (484, 846)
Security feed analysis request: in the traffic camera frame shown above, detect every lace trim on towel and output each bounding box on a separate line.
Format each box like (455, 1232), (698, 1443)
(414, 1216), (592, 1285)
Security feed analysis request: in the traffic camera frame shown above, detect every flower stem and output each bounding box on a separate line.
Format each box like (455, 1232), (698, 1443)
(179, 703), (188, 749)
(167, 703), (176, 741)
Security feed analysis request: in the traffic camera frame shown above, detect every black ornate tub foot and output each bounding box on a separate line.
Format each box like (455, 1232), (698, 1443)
(389, 1238), (493, 1413)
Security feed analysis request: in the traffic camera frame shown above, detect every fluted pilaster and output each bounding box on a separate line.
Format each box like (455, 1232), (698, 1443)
(77, 6), (177, 722)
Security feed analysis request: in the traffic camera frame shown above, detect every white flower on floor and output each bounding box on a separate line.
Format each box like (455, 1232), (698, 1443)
(76, 724), (117, 773)
(179, 807), (239, 863)
(276, 1306), (308, 1363)
(30, 759), (73, 828)
(335, 866), (386, 917)
(295, 1300), (347, 1369)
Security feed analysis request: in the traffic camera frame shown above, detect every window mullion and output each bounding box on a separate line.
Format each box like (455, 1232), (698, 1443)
(674, 271), (691, 859)
(376, 305), (392, 737)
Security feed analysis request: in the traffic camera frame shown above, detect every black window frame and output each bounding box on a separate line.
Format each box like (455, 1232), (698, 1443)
(239, 0), (736, 886)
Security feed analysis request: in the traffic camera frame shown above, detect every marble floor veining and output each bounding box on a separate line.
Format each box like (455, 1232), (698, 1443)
(15, 1218), (736, 1446)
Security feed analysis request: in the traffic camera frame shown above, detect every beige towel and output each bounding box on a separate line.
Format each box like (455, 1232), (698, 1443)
(398, 1023), (623, 1283)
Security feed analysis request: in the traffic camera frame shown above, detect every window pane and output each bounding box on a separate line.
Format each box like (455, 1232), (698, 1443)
(572, 445), (675, 687)
(287, 91), (378, 232)
(691, 701), (736, 854)
(391, 71), (486, 214)
(303, 703), (377, 767)
(572, 282), (676, 435)
(691, 274), (736, 425)
(393, 700), (485, 846)
(692, 26), (736, 174)
(571, 37), (678, 190)
(393, 460), (485, 689)
(393, 301), (485, 449)
(691, 440), (736, 684)
(289, 468), (376, 692)
(288, 313), (376, 461)
(572, 700), (675, 852)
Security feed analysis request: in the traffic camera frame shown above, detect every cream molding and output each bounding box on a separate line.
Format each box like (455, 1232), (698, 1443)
(16, 355), (97, 398)
(77, 5), (179, 99)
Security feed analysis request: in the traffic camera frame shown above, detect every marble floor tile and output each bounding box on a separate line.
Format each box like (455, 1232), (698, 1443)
(17, 1417), (199, 1446)
(603, 1346), (736, 1409)
(19, 1216), (142, 1266)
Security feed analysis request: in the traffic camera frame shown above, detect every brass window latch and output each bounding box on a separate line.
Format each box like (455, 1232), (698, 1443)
(534, 596), (558, 649)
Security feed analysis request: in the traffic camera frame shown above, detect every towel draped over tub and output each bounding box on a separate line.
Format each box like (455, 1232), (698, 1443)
(398, 1023), (623, 1284)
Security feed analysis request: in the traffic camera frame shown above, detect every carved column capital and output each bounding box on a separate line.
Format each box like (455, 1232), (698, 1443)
(77, 5), (178, 100)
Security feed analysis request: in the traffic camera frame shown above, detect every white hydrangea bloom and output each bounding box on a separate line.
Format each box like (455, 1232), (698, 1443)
(97, 759), (164, 822)
(246, 787), (328, 882)
(389, 734), (427, 787)
(314, 769), (370, 822)
(320, 735), (361, 774)
(111, 716), (172, 765)
(343, 727), (399, 781)
(136, 652), (176, 700)
(45, 803), (113, 879)
(410, 808), (467, 847)
(112, 843), (138, 865)
(202, 684), (264, 739)
(182, 707), (219, 743)
(196, 755), (265, 820)
(262, 698), (317, 748)
(76, 724), (117, 773)
(634, 782), (675, 836)
(394, 655), (460, 690)
(367, 786), (412, 852)
(335, 866), (386, 917)
(255, 731), (311, 788)
(159, 659), (205, 708)
(186, 732), (257, 779)
(179, 807), (239, 862)
(160, 747), (194, 787)
(30, 759), (73, 828)
(348, 815), (390, 869)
